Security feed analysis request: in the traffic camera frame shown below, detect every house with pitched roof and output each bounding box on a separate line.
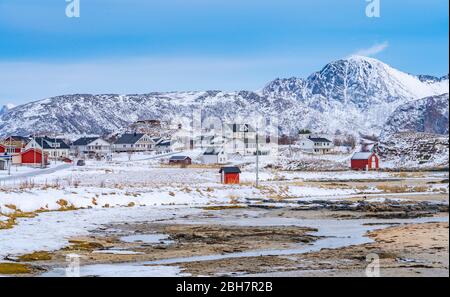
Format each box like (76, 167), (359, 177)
(112, 133), (155, 152)
(25, 137), (70, 159)
(202, 148), (228, 164)
(71, 137), (111, 156)
(298, 135), (334, 154)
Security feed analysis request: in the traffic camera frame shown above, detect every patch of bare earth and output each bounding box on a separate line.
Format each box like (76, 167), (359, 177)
(175, 222), (449, 277)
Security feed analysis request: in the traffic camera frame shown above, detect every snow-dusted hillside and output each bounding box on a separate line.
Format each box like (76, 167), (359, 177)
(382, 93), (449, 137)
(378, 132), (449, 169)
(0, 56), (448, 137)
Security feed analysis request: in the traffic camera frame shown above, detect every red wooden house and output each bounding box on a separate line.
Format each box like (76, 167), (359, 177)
(351, 152), (379, 171)
(20, 148), (49, 165)
(0, 144), (21, 154)
(219, 166), (241, 184)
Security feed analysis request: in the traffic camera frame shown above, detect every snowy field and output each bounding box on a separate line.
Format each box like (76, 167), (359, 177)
(0, 151), (448, 277)
(0, 152), (448, 217)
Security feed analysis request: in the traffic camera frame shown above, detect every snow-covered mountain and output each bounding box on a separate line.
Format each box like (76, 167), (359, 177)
(0, 56), (448, 137)
(382, 93), (449, 137)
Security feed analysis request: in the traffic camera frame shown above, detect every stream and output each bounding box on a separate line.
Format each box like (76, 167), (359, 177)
(39, 214), (448, 277)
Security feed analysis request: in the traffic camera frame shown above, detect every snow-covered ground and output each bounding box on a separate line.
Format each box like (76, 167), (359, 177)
(0, 206), (200, 259)
(1, 153), (448, 263)
(1, 153), (447, 217)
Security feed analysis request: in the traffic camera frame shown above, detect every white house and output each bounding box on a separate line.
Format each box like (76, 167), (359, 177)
(71, 137), (111, 156)
(201, 148), (228, 164)
(298, 135), (334, 154)
(25, 137), (70, 159)
(112, 133), (155, 152)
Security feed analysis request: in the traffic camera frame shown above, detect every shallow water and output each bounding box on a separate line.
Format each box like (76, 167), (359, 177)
(40, 215), (448, 277)
(41, 263), (186, 277)
(120, 233), (173, 245)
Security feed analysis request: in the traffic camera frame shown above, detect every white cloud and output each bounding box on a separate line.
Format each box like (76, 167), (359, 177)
(351, 41), (389, 57)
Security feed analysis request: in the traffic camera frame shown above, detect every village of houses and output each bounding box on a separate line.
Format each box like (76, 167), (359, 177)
(0, 119), (448, 277)
(0, 119), (380, 173)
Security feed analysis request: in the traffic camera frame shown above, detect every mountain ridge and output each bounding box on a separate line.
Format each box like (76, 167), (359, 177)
(1, 56), (448, 138)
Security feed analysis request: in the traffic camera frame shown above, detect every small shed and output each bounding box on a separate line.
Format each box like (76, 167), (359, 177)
(351, 152), (379, 171)
(169, 155), (192, 166)
(219, 166), (241, 184)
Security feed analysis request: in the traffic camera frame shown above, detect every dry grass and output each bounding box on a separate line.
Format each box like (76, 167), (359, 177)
(392, 172), (426, 178)
(18, 251), (52, 262)
(377, 184), (429, 193)
(0, 263), (31, 275)
(63, 240), (104, 251)
(56, 199), (78, 211)
(319, 182), (352, 190)
(0, 216), (16, 230)
(285, 180), (305, 187)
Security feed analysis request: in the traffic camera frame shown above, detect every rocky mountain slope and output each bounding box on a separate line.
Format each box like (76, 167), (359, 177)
(378, 132), (449, 169)
(0, 56), (448, 137)
(382, 93), (449, 137)
(378, 93), (449, 169)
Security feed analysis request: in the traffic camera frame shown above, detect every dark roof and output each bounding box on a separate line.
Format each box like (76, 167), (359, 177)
(219, 166), (241, 174)
(34, 137), (70, 149)
(169, 155), (191, 161)
(114, 133), (145, 145)
(308, 137), (332, 143)
(72, 137), (100, 146)
(156, 140), (171, 147)
(203, 148), (224, 155)
(203, 148), (219, 155)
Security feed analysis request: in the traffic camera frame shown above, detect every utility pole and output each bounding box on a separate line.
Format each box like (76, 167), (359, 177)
(256, 126), (259, 188)
(8, 135), (11, 176)
(33, 133), (37, 169)
(7, 154), (11, 176)
(41, 137), (44, 169)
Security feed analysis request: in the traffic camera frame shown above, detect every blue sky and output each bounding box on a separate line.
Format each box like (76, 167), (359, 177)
(0, 0), (448, 105)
